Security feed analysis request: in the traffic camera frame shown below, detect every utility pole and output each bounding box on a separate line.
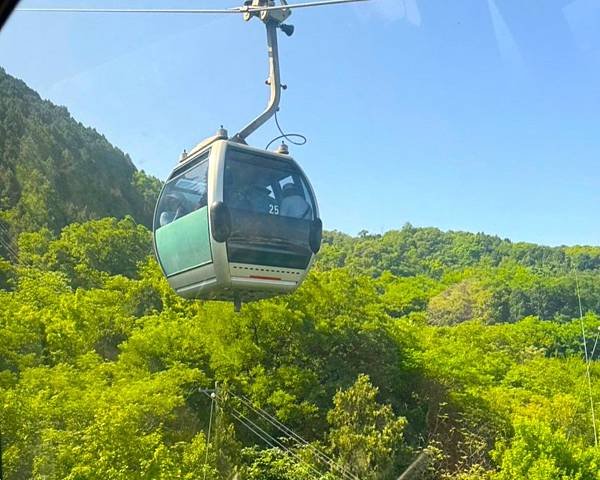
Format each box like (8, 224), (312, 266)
(201, 382), (218, 480)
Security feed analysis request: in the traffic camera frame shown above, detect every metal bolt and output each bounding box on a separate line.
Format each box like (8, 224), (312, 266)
(276, 142), (289, 155)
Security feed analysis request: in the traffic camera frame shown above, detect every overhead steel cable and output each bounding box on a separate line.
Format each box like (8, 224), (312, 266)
(16, 7), (238, 14)
(200, 390), (325, 479)
(231, 392), (358, 480)
(249, 0), (367, 11)
(0, 225), (19, 262)
(228, 406), (325, 479)
(17, 0), (368, 14)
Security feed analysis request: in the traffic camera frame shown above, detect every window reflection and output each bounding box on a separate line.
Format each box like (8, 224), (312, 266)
(156, 157), (209, 228)
(224, 151), (314, 220)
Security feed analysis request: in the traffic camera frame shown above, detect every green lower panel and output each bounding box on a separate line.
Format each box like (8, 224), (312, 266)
(155, 207), (212, 276)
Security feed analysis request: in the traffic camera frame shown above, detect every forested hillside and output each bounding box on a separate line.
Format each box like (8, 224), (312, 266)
(1, 218), (599, 479)
(320, 227), (600, 276)
(0, 68), (161, 256)
(1, 71), (600, 480)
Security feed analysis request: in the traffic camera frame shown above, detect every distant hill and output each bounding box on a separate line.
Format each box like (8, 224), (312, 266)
(318, 224), (600, 276)
(0, 67), (161, 255)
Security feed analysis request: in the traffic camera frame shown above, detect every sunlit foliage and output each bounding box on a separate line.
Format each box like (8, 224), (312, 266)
(2, 69), (600, 479)
(1, 215), (599, 479)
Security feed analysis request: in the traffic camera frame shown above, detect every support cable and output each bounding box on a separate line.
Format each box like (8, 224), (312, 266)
(203, 393), (216, 480)
(200, 390), (324, 479)
(231, 392), (357, 480)
(229, 406), (324, 479)
(575, 272), (598, 447)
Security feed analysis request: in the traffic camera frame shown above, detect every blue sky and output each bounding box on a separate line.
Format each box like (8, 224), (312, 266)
(1, 0), (599, 246)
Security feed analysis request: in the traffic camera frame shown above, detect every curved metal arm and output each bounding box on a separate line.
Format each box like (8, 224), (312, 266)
(232, 22), (281, 143)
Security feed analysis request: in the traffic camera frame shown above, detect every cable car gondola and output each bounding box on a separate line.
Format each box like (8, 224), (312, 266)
(153, 129), (322, 307)
(19, 0), (367, 308)
(151, 0), (354, 308)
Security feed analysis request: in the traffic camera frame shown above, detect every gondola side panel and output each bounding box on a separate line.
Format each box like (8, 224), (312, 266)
(154, 207), (212, 276)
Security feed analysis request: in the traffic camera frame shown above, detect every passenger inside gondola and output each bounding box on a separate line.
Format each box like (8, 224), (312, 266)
(224, 152), (314, 221)
(280, 182), (311, 219)
(159, 193), (190, 226)
(156, 158), (209, 227)
(247, 184), (273, 214)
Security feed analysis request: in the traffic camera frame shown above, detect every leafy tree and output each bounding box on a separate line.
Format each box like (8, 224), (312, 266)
(240, 446), (328, 480)
(327, 374), (409, 479)
(427, 280), (494, 325)
(18, 216), (151, 288)
(491, 420), (600, 480)
(317, 223), (600, 278)
(0, 256), (14, 289)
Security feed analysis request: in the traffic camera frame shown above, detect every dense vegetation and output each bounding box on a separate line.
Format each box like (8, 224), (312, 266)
(320, 227), (600, 277)
(1, 70), (600, 479)
(0, 68), (161, 256)
(1, 217), (599, 479)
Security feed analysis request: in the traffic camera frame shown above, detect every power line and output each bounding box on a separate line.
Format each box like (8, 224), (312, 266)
(231, 392), (358, 480)
(0, 224), (18, 262)
(201, 389), (326, 479)
(0, 237), (17, 262)
(589, 329), (600, 361)
(228, 410), (322, 479)
(575, 272), (598, 447)
(230, 409), (280, 450)
(0, 237), (17, 260)
(229, 405), (324, 479)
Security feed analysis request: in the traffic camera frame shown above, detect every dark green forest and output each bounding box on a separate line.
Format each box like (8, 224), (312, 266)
(1, 70), (600, 479)
(0, 67), (161, 251)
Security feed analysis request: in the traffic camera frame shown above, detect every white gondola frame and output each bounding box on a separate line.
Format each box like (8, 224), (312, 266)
(153, 137), (319, 301)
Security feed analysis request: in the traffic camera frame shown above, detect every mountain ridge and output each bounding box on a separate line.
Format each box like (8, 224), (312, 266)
(0, 67), (161, 255)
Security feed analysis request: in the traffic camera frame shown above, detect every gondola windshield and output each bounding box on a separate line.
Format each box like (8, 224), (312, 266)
(224, 148), (316, 270)
(224, 149), (315, 220)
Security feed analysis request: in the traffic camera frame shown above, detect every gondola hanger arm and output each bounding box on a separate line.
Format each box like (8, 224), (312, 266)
(231, 20), (282, 143)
